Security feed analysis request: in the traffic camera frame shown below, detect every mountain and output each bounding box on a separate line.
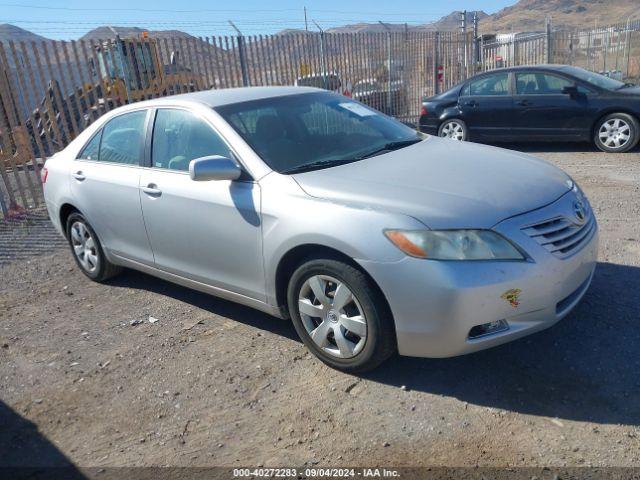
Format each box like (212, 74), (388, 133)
(323, 11), (488, 34)
(480, 0), (640, 32)
(0, 24), (50, 43)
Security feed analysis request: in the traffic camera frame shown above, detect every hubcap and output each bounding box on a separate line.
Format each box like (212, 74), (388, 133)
(440, 121), (464, 140)
(599, 118), (630, 149)
(70, 221), (99, 273)
(298, 275), (367, 359)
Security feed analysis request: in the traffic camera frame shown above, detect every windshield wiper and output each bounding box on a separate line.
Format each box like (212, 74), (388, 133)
(281, 158), (357, 174)
(354, 138), (422, 160)
(281, 138), (422, 174)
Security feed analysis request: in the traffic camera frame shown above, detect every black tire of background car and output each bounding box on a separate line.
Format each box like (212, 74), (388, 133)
(594, 113), (640, 153)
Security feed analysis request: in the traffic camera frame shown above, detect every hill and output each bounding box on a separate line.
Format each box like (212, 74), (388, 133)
(0, 24), (50, 43)
(480, 0), (640, 32)
(324, 11), (488, 34)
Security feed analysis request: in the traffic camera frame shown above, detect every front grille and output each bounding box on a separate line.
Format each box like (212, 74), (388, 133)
(522, 204), (596, 259)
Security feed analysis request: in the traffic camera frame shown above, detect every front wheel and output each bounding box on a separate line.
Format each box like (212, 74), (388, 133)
(594, 113), (639, 153)
(438, 119), (468, 141)
(287, 258), (396, 373)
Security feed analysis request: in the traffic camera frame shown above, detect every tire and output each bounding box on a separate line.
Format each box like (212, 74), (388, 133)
(66, 212), (122, 282)
(594, 113), (639, 153)
(438, 119), (468, 141)
(287, 257), (396, 373)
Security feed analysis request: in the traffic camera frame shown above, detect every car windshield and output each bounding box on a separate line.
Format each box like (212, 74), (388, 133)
(562, 66), (626, 90)
(215, 92), (422, 174)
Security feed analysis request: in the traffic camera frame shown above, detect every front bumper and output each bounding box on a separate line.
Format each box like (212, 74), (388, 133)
(358, 193), (599, 358)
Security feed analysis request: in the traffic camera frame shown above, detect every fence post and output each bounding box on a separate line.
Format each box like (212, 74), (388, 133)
(545, 18), (552, 63)
(229, 21), (249, 87)
(472, 12), (478, 73)
(311, 20), (327, 89)
(624, 23), (632, 79)
(433, 32), (440, 95)
(378, 22), (393, 112)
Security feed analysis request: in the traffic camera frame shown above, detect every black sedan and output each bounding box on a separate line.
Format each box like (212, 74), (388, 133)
(419, 65), (640, 152)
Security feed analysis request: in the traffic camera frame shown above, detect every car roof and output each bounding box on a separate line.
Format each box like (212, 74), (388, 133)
(124, 86), (322, 110)
(479, 64), (573, 74)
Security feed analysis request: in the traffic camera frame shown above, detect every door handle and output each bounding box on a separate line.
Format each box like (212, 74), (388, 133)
(464, 100), (479, 107)
(141, 183), (162, 197)
(72, 171), (85, 181)
(516, 100), (532, 106)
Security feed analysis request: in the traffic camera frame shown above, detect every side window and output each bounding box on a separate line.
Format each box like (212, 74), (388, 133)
(151, 109), (233, 171)
(540, 74), (572, 94)
(78, 130), (102, 160)
(516, 73), (581, 95)
(468, 73), (509, 96)
(99, 110), (147, 165)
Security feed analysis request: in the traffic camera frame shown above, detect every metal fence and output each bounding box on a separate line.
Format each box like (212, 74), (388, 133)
(1, 21), (640, 219)
(0, 31), (474, 217)
(480, 20), (640, 80)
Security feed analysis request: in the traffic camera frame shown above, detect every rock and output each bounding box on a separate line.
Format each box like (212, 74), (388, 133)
(130, 319), (143, 326)
(383, 441), (391, 447)
(400, 385), (408, 391)
(148, 316), (159, 324)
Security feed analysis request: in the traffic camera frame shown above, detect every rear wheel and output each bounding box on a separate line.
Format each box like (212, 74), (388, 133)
(287, 258), (396, 373)
(594, 113), (639, 153)
(438, 119), (468, 141)
(66, 212), (122, 282)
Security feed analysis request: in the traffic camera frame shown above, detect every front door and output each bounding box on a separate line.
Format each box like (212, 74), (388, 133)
(139, 108), (264, 301)
(70, 109), (154, 265)
(458, 71), (514, 139)
(512, 71), (591, 139)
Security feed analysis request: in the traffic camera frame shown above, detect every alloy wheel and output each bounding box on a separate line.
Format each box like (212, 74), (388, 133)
(298, 275), (367, 359)
(440, 121), (465, 140)
(70, 221), (99, 273)
(599, 118), (631, 149)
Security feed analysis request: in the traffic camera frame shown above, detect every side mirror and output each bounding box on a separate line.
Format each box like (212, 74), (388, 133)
(189, 155), (242, 182)
(562, 85), (579, 96)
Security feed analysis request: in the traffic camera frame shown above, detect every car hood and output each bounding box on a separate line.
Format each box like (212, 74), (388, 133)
(292, 137), (572, 229)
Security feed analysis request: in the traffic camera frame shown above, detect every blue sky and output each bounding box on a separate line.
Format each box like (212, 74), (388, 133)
(1, 0), (516, 39)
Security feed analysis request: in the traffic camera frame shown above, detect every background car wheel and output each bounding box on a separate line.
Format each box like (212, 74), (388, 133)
(438, 119), (468, 141)
(287, 257), (396, 373)
(66, 212), (122, 282)
(594, 113), (639, 153)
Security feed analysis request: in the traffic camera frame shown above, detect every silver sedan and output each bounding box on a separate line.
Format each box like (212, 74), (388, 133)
(42, 87), (598, 372)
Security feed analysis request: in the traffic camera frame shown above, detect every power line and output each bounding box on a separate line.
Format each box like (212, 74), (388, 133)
(0, 2), (453, 16)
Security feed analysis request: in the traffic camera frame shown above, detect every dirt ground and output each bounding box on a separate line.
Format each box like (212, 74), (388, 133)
(1, 142), (639, 470)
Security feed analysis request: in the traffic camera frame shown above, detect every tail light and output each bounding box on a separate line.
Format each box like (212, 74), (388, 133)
(420, 105), (427, 116)
(41, 167), (48, 184)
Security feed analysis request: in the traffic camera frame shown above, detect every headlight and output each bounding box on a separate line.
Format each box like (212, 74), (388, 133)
(384, 229), (525, 260)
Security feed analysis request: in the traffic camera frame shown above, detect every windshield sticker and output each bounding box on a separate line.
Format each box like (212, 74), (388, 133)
(338, 102), (376, 117)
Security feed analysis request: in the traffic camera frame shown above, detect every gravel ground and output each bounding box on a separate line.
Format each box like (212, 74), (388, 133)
(1, 143), (639, 470)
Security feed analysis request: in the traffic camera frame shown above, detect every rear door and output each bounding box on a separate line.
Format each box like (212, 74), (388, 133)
(457, 72), (514, 139)
(70, 109), (154, 265)
(512, 71), (592, 139)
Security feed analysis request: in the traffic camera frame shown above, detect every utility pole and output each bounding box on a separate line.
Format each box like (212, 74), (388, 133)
(229, 20), (249, 87)
(304, 7), (308, 32)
